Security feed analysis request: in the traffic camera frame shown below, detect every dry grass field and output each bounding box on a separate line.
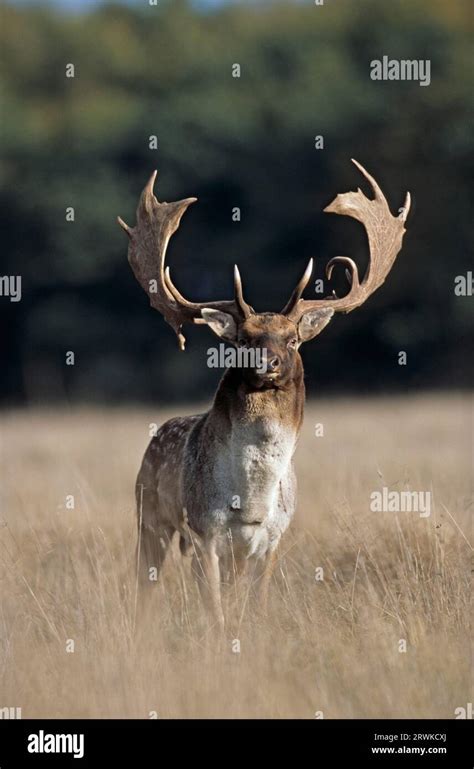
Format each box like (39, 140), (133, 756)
(0, 394), (471, 719)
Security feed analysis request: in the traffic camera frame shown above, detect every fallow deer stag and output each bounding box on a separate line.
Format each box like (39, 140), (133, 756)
(118, 160), (410, 629)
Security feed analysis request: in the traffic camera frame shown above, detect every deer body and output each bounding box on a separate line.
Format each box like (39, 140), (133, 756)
(119, 160), (410, 628)
(137, 358), (303, 596)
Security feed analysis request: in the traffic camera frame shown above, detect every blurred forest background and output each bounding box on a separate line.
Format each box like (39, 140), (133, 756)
(0, 0), (472, 405)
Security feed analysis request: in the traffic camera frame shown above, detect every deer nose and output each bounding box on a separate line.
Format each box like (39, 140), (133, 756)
(268, 355), (280, 371)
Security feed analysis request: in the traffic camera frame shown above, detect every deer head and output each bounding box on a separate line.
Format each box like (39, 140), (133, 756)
(118, 160), (410, 389)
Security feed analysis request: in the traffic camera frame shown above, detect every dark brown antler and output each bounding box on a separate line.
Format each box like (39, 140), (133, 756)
(118, 171), (253, 350)
(282, 159), (411, 322)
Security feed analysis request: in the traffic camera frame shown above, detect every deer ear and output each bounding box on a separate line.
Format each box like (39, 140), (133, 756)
(298, 308), (334, 342)
(201, 308), (238, 343)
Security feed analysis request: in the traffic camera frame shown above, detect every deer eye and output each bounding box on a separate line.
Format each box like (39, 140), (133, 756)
(288, 337), (298, 349)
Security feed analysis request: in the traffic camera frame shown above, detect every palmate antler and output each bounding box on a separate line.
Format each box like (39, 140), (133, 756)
(281, 159), (411, 321)
(118, 171), (252, 350)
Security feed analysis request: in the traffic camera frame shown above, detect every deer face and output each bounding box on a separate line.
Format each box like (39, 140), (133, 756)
(201, 308), (335, 389)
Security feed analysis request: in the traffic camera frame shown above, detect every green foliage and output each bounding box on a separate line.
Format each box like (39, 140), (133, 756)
(0, 0), (472, 403)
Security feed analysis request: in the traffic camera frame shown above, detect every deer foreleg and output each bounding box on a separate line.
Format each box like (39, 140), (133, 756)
(258, 547), (279, 614)
(192, 539), (225, 631)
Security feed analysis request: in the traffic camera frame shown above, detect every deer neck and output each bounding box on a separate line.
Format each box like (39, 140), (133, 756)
(213, 360), (305, 427)
(208, 361), (305, 522)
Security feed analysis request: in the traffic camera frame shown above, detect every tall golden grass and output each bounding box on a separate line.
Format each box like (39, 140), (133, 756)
(0, 394), (471, 718)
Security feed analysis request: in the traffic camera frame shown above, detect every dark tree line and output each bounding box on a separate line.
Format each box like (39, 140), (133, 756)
(0, 0), (472, 405)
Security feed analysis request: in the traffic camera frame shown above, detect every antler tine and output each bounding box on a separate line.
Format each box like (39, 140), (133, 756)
(283, 160), (410, 323)
(118, 171), (253, 349)
(280, 258), (314, 316)
(117, 216), (132, 239)
(350, 157), (384, 200)
(400, 191), (411, 223)
(234, 265), (253, 319)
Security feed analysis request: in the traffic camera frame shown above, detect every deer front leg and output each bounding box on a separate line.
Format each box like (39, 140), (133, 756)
(258, 546), (279, 614)
(192, 538), (225, 632)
